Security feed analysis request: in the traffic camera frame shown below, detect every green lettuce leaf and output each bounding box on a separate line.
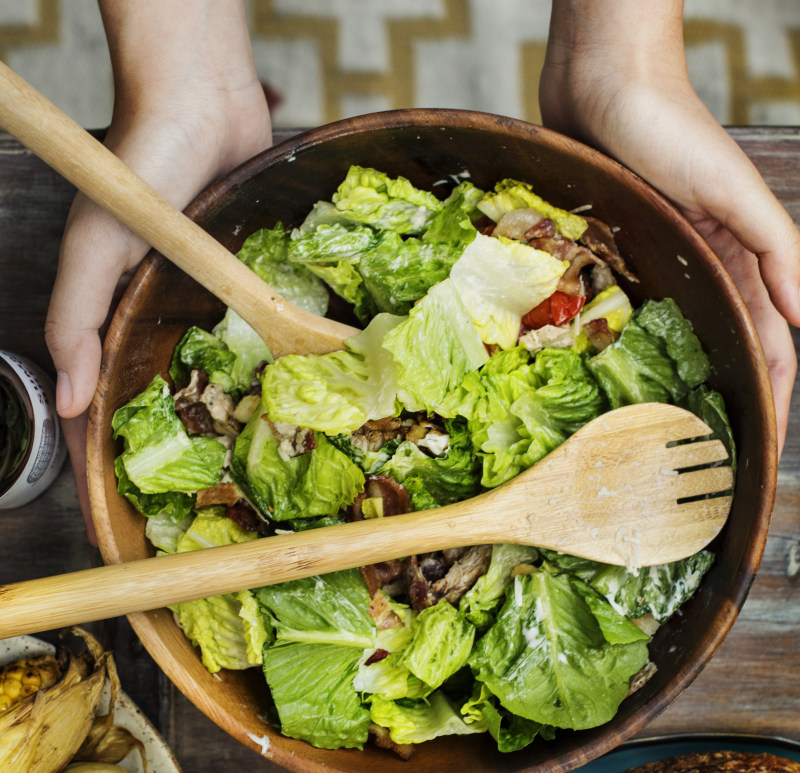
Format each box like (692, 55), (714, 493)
(469, 571), (649, 730)
(114, 456), (195, 521)
(113, 375), (226, 494)
(400, 601), (475, 692)
(255, 569), (377, 748)
(635, 298), (710, 387)
(331, 165), (442, 234)
(422, 179), (484, 244)
(459, 544), (540, 629)
(231, 404), (364, 521)
(382, 279), (489, 413)
(236, 224), (329, 316)
(477, 179), (588, 240)
(376, 418), (482, 508)
(440, 347), (604, 488)
(449, 232), (566, 349)
(358, 231), (468, 316)
(461, 684), (551, 752)
(369, 691), (487, 745)
(261, 313), (405, 434)
(540, 549), (716, 624)
(254, 569), (376, 648)
(262, 642), (371, 749)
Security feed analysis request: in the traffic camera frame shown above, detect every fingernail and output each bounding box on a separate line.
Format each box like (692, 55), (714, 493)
(55, 371), (72, 415)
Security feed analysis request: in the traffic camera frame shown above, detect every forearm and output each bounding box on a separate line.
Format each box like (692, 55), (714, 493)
(542, 0), (691, 144)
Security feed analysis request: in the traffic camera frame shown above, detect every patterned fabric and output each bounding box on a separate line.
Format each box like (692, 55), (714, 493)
(1, 0), (800, 129)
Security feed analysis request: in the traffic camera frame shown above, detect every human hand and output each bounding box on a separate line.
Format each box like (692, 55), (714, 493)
(541, 0), (800, 456)
(46, 0), (272, 542)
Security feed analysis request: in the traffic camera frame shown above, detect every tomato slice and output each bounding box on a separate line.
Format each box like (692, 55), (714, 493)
(550, 291), (586, 326)
(522, 291), (585, 329)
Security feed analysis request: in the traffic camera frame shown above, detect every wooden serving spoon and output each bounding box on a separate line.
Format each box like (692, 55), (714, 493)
(0, 61), (358, 357)
(0, 403), (734, 639)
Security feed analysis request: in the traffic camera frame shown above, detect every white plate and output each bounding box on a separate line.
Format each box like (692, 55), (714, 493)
(0, 634), (182, 773)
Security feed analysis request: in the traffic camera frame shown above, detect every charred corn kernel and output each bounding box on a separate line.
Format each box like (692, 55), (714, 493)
(0, 655), (61, 712)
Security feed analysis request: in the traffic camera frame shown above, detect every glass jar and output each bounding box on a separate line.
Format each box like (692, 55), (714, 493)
(0, 350), (67, 509)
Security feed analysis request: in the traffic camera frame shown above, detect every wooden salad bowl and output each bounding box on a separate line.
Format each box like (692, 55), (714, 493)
(87, 109), (777, 772)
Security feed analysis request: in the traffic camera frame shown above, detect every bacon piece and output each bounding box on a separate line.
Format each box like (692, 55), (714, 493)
(348, 475), (411, 521)
(367, 591), (404, 630)
(579, 216), (638, 283)
(225, 499), (264, 532)
(364, 649), (390, 666)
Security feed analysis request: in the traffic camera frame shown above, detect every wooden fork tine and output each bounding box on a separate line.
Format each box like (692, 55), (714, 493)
(666, 438), (732, 469)
(674, 465), (735, 499)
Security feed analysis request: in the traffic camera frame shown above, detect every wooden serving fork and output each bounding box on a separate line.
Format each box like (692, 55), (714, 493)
(0, 403), (734, 638)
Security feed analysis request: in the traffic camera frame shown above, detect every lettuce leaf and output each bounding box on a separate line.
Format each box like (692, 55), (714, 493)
(440, 347), (604, 488)
(376, 418), (482, 507)
(369, 691), (487, 745)
(236, 224), (329, 316)
(262, 642), (371, 749)
(382, 279), (489, 413)
(231, 404), (364, 521)
(331, 165), (442, 234)
(261, 313), (405, 434)
(255, 569), (377, 749)
(540, 549), (716, 623)
(400, 601), (475, 692)
(461, 683), (552, 752)
(112, 375), (226, 494)
(468, 571), (649, 730)
(459, 544), (540, 629)
(449, 232), (566, 349)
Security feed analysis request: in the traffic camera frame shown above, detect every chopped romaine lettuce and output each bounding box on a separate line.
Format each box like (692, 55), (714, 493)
(255, 570), (377, 748)
(477, 179), (588, 240)
(461, 683), (553, 752)
(370, 691), (487, 745)
(449, 233), (567, 349)
(540, 549), (716, 623)
(469, 571), (649, 730)
(376, 418), (482, 508)
(261, 313), (405, 434)
(382, 279), (489, 414)
(236, 224), (329, 316)
(460, 544), (540, 629)
(230, 404), (364, 521)
(332, 165), (442, 234)
(262, 641), (371, 749)
(400, 601), (475, 692)
(113, 375), (226, 494)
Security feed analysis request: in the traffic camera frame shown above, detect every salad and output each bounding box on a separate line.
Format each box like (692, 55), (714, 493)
(112, 166), (735, 757)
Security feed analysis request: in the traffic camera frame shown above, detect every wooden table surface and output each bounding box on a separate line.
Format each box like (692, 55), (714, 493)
(0, 127), (798, 770)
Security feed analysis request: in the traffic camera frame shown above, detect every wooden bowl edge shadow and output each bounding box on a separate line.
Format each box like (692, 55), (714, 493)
(86, 110), (777, 773)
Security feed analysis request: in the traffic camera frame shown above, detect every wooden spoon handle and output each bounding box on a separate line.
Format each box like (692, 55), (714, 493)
(0, 61), (356, 356)
(0, 502), (499, 638)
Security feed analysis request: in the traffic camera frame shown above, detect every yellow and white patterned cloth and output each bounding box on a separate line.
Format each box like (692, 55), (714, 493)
(1, 0), (800, 129)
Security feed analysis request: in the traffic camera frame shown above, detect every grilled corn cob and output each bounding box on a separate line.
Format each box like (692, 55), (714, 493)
(0, 654), (61, 711)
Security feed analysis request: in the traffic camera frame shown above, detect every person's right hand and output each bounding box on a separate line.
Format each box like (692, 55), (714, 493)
(46, 0), (272, 541)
